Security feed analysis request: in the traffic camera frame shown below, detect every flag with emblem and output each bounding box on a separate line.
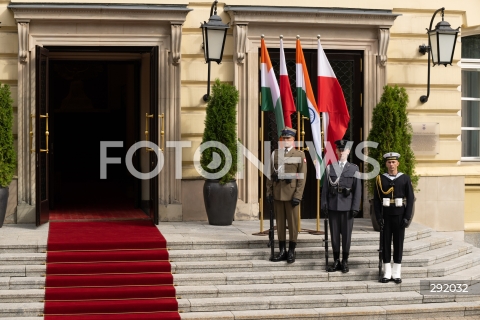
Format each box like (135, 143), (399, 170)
(296, 38), (325, 180)
(261, 37), (285, 137)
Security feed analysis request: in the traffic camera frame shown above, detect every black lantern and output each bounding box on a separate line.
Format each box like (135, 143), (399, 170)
(200, 0), (230, 102)
(418, 7), (460, 103)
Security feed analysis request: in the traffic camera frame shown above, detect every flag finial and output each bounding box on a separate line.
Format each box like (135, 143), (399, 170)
(279, 35), (283, 39)
(317, 34), (321, 39)
(261, 34), (264, 39)
(296, 35), (300, 39)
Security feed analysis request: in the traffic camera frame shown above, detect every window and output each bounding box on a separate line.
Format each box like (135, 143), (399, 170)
(461, 35), (480, 160)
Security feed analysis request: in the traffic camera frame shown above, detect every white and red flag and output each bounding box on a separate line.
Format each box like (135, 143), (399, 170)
(317, 37), (350, 163)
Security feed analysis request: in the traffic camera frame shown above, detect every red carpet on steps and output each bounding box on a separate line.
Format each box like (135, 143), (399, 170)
(44, 220), (180, 320)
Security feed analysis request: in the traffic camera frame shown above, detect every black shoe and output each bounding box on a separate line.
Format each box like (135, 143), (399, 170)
(287, 242), (296, 264)
(393, 278), (402, 284)
(327, 259), (341, 272)
(380, 277), (391, 283)
(341, 259), (349, 273)
(271, 241), (288, 262)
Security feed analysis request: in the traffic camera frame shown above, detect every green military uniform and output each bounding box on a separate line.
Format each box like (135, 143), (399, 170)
(266, 127), (307, 263)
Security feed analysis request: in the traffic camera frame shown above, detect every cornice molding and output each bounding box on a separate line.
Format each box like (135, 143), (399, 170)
(8, 3), (192, 23)
(224, 6), (399, 27)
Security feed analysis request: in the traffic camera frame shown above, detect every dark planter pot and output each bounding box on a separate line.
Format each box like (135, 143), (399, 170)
(203, 179), (238, 226)
(0, 187), (9, 228)
(369, 198), (417, 232)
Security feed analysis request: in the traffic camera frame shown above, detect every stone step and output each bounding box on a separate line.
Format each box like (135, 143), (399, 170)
(171, 247), (476, 275)
(0, 253), (46, 265)
(177, 291), (427, 313)
(179, 301), (480, 319)
(0, 302), (44, 317)
(0, 242), (46, 254)
(180, 302), (480, 320)
(167, 228), (432, 250)
(8, 277), (46, 290)
(0, 289), (44, 303)
(169, 237), (454, 262)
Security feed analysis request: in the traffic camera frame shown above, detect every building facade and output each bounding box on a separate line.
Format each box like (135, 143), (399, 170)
(1, 0), (479, 234)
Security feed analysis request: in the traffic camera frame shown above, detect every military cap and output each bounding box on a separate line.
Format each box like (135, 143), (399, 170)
(334, 139), (351, 150)
(281, 126), (297, 138)
(383, 152), (400, 161)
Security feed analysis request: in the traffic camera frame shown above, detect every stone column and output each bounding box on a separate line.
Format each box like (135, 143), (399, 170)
(16, 20), (35, 223)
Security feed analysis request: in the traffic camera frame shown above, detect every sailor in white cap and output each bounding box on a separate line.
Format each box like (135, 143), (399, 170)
(374, 152), (415, 284)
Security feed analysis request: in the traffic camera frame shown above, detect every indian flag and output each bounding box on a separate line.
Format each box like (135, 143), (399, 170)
(296, 38), (325, 180)
(261, 37), (284, 138)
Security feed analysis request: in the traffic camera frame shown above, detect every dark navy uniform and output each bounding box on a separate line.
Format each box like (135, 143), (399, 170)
(321, 140), (361, 273)
(374, 152), (415, 283)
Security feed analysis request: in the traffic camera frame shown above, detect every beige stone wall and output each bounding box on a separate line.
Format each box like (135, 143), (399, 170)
(2, 0), (480, 226)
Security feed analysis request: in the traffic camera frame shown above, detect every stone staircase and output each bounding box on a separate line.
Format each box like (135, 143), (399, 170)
(163, 220), (480, 320)
(0, 220), (479, 319)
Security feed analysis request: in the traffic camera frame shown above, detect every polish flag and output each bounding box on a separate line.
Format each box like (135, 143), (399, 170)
(279, 37), (296, 128)
(317, 37), (350, 162)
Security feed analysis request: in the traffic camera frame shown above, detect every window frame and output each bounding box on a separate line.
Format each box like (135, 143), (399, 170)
(461, 60), (480, 161)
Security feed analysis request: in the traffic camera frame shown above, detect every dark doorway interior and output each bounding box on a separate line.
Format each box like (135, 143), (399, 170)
(49, 60), (147, 220)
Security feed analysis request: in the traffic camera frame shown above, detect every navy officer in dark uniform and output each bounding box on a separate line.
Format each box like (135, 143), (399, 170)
(374, 152), (414, 284)
(321, 139), (361, 273)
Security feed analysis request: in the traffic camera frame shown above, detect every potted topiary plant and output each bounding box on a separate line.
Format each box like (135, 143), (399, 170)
(0, 84), (16, 228)
(367, 85), (418, 231)
(200, 79), (239, 225)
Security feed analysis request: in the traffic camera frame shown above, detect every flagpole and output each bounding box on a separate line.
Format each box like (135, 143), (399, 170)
(260, 111), (264, 233)
(297, 111), (301, 232)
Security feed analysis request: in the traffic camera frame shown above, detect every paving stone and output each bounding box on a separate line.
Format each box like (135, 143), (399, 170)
(344, 291), (423, 307)
(8, 277), (45, 290)
(174, 273), (226, 286)
(175, 285), (219, 299)
(459, 301), (480, 316)
(315, 305), (386, 320)
(169, 249), (227, 262)
(188, 296), (270, 312)
(0, 253), (46, 265)
(0, 265), (25, 277)
(180, 311), (234, 319)
(272, 270), (328, 283)
(382, 302), (466, 319)
(269, 294), (346, 309)
(292, 281), (367, 295)
(25, 265), (45, 277)
(224, 272), (274, 285)
(0, 302), (44, 317)
(0, 277), (9, 289)
(216, 283), (294, 297)
(0, 289), (44, 303)
(232, 308), (319, 320)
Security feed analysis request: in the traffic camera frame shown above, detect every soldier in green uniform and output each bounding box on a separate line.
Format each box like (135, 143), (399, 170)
(266, 127), (307, 263)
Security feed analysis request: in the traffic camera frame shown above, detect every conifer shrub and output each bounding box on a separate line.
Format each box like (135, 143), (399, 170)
(200, 79), (239, 184)
(0, 84), (16, 188)
(367, 85), (418, 196)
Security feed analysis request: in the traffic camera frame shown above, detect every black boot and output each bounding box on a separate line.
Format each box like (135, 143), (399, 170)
(287, 242), (296, 263)
(271, 241), (288, 262)
(327, 252), (341, 272)
(341, 252), (349, 273)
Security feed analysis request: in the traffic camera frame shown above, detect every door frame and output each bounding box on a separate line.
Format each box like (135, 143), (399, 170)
(33, 45), (162, 226)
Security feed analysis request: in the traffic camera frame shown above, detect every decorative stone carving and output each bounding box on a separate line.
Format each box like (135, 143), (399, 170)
(378, 28), (390, 67)
(235, 24), (247, 64)
(171, 24), (182, 66)
(18, 22), (29, 64)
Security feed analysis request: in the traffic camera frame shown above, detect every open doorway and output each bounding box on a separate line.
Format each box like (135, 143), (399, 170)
(35, 47), (159, 223)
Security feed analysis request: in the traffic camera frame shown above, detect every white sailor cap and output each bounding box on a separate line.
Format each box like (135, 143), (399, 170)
(383, 152), (400, 161)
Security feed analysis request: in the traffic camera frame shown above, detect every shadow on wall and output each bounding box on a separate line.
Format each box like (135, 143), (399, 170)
(465, 232), (480, 248)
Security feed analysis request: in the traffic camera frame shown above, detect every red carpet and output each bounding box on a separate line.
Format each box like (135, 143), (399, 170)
(44, 221), (179, 320)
